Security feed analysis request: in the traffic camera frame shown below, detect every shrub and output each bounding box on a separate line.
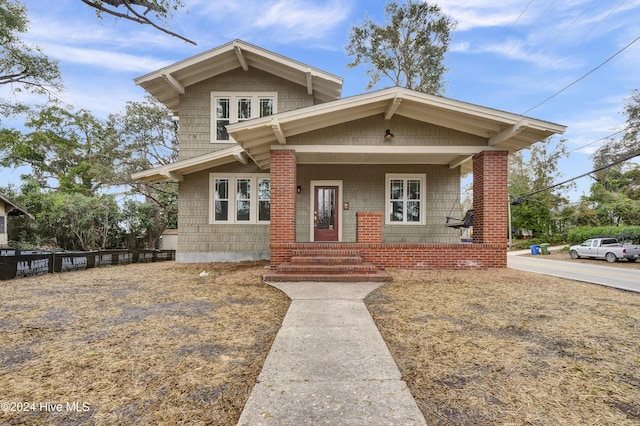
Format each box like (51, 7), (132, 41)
(567, 226), (640, 245)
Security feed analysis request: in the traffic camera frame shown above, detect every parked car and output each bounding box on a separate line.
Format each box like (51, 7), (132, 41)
(569, 238), (640, 263)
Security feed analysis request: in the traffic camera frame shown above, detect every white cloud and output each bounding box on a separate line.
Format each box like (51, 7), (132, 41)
(187, 0), (352, 44)
(437, 0), (535, 31)
(255, 0), (351, 35)
(39, 43), (172, 73)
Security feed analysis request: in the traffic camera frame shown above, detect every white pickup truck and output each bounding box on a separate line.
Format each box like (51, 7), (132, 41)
(569, 237), (640, 263)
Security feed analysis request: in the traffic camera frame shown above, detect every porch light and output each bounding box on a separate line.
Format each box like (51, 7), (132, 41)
(297, 186), (302, 194)
(384, 129), (394, 141)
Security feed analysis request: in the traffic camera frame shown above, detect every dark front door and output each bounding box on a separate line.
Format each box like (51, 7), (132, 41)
(314, 186), (339, 241)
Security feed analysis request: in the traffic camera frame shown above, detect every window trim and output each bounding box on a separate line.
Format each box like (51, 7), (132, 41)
(384, 173), (426, 225)
(209, 174), (270, 224)
(210, 92), (277, 144)
(0, 215), (5, 234)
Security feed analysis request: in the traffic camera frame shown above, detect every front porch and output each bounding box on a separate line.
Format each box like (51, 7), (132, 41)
(269, 149), (509, 274)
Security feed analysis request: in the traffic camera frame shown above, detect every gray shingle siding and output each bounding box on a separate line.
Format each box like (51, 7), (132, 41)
(296, 164), (460, 243)
(176, 168), (270, 262)
(178, 68), (315, 160)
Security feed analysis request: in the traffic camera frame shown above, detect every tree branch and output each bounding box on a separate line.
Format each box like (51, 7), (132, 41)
(80, 0), (196, 45)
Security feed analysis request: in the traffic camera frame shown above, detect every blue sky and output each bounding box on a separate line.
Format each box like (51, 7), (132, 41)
(2, 0), (640, 201)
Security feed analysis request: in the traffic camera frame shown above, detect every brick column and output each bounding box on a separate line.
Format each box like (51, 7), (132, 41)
(472, 151), (508, 245)
(270, 149), (296, 264)
(356, 211), (383, 243)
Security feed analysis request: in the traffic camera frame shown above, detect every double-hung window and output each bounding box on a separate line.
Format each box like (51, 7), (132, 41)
(385, 174), (425, 224)
(212, 92), (276, 143)
(0, 215), (5, 234)
(211, 174), (270, 224)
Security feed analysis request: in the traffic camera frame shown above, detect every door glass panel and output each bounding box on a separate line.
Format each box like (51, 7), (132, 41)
(316, 188), (336, 230)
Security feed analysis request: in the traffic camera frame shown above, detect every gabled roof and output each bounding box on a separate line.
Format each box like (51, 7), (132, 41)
(132, 86), (566, 182)
(227, 86), (566, 171)
(131, 145), (247, 183)
(0, 193), (32, 218)
(134, 39), (344, 114)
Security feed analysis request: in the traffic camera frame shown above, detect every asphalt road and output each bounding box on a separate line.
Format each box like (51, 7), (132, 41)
(507, 254), (640, 293)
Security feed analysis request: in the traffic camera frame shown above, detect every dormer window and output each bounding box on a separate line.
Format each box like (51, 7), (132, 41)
(211, 92), (277, 143)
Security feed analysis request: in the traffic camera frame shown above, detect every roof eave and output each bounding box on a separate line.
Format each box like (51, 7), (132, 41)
(227, 87), (567, 170)
(131, 145), (248, 183)
(134, 40), (343, 114)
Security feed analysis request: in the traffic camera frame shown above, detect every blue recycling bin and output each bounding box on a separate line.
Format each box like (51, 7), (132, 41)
(530, 244), (540, 255)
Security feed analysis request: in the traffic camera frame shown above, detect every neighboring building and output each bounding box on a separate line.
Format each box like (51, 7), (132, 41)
(132, 40), (566, 270)
(0, 194), (32, 248)
(160, 229), (178, 251)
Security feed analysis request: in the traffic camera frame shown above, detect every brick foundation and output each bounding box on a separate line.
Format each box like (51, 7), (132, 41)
(270, 242), (506, 269)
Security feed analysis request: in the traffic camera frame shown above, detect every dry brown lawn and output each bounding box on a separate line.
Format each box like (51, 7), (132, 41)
(1, 256), (639, 425)
(367, 264), (640, 425)
(0, 261), (289, 425)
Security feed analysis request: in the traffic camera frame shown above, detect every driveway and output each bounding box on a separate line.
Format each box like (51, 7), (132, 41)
(508, 250), (640, 293)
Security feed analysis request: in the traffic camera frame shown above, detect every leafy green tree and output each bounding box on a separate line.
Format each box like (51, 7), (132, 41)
(0, 106), (124, 195)
(7, 179), (121, 250)
(509, 137), (571, 240)
(346, 0), (455, 94)
(582, 90), (640, 226)
(119, 199), (162, 249)
(109, 95), (179, 247)
(0, 0), (62, 119)
(2, 98), (178, 249)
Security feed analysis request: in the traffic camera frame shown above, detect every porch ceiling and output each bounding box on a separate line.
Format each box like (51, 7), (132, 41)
(134, 40), (343, 114)
(288, 145), (497, 172)
(227, 87), (567, 171)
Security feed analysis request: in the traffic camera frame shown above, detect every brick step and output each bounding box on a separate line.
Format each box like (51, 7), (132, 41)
(277, 262), (379, 274)
(290, 255), (363, 264)
(263, 270), (392, 283)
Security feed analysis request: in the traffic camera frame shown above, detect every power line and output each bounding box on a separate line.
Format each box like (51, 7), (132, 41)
(527, 0), (597, 66)
(512, 149), (640, 202)
(522, 34), (640, 115)
(536, 0), (627, 73)
(565, 128), (627, 155)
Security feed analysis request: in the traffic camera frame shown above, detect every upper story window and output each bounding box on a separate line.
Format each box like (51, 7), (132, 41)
(212, 92), (277, 143)
(385, 174), (426, 225)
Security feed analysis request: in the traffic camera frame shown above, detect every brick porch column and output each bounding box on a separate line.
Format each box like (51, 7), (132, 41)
(270, 149), (296, 265)
(472, 150), (509, 245)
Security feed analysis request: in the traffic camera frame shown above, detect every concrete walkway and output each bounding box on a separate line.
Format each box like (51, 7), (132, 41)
(237, 282), (426, 426)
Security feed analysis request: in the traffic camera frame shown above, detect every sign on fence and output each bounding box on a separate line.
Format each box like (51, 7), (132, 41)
(0, 249), (175, 281)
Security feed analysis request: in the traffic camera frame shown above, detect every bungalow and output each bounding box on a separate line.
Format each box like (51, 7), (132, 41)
(0, 193), (32, 248)
(132, 40), (566, 277)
